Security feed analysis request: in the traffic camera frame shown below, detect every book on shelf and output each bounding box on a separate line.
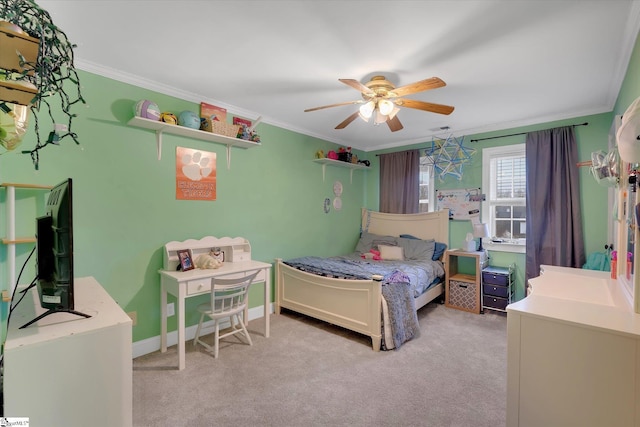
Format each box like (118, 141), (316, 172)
(200, 102), (227, 122)
(200, 102), (227, 132)
(232, 116), (252, 128)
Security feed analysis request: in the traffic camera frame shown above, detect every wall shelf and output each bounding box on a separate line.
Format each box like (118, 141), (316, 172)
(0, 182), (52, 316)
(127, 116), (261, 168)
(313, 158), (368, 183)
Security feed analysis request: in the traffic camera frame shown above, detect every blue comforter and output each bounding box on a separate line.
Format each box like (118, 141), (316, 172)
(283, 253), (444, 297)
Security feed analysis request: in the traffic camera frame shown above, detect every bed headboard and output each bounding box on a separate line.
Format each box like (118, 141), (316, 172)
(361, 208), (449, 245)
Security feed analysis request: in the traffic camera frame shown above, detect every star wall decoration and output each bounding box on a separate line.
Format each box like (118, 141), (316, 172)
(424, 135), (476, 181)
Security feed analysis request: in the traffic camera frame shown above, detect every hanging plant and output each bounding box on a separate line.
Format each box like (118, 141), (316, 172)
(0, 0), (85, 169)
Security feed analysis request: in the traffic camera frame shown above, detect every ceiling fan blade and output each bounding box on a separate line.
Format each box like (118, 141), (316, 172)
(335, 111), (360, 129)
(386, 115), (403, 132)
(390, 77), (446, 97)
(304, 100), (362, 112)
(396, 98), (454, 115)
(339, 78), (375, 96)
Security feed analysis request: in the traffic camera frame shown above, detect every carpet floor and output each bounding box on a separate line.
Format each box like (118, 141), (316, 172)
(133, 302), (507, 427)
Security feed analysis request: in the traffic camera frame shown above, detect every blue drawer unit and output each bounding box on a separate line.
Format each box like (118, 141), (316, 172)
(482, 265), (514, 312)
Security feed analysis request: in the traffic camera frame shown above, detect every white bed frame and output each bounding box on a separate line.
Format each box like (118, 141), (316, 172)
(275, 208), (449, 351)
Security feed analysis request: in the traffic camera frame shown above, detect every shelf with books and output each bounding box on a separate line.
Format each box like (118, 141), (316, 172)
(127, 116), (261, 168)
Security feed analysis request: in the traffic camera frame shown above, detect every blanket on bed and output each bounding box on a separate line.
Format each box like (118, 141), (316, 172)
(283, 254), (444, 297)
(381, 270), (420, 350)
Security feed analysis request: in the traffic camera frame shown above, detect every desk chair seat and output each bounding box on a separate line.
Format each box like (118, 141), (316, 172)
(193, 271), (259, 358)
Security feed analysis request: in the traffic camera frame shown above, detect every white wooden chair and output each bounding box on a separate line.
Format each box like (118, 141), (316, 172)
(193, 271), (259, 358)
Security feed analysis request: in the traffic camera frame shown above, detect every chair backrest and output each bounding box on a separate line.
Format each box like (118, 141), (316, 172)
(209, 271), (260, 316)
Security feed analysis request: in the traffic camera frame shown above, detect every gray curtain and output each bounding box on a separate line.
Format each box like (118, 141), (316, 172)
(525, 126), (585, 281)
(379, 149), (420, 213)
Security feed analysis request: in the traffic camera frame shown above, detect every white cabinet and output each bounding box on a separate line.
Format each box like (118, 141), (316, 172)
(4, 276), (132, 427)
(506, 267), (640, 426)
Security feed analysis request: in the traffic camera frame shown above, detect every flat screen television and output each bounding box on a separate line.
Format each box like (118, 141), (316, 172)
(20, 178), (90, 328)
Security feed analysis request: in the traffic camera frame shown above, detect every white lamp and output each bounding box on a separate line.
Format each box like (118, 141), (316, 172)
(359, 100), (375, 119)
(359, 99), (399, 124)
(374, 109), (387, 124)
(378, 99), (394, 116)
(473, 223), (490, 251)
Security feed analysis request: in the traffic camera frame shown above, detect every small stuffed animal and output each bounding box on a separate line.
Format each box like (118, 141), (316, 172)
(361, 249), (381, 261)
(195, 254), (222, 269)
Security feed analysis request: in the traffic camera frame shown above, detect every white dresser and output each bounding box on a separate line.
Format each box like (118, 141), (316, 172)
(3, 276), (132, 427)
(506, 266), (640, 427)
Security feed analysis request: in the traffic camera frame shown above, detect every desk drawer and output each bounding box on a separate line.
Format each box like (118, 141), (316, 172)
(186, 270), (266, 295)
(219, 269), (266, 282)
(187, 278), (211, 295)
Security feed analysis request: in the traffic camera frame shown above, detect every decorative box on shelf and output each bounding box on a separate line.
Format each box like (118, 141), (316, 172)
(0, 22), (39, 106)
(0, 80), (38, 106)
(202, 120), (240, 138)
(0, 22), (39, 74)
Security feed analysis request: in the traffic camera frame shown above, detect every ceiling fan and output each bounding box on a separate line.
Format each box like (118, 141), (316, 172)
(304, 75), (454, 132)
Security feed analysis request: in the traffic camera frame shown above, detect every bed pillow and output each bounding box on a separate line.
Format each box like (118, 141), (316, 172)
(379, 245), (404, 260)
(355, 231), (397, 253)
(433, 242), (447, 260)
(396, 236), (435, 261)
(399, 234), (447, 261)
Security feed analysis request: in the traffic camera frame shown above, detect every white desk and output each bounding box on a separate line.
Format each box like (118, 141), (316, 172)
(159, 260), (271, 370)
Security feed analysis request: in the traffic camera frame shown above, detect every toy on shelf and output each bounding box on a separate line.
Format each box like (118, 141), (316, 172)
(134, 99), (160, 121)
(160, 112), (177, 125)
(236, 123), (261, 143)
(178, 110), (200, 129)
(337, 146), (352, 162)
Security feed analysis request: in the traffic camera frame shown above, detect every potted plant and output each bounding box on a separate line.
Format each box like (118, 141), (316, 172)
(0, 0), (84, 169)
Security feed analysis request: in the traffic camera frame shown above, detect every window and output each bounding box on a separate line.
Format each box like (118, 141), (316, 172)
(482, 144), (526, 253)
(419, 154), (434, 212)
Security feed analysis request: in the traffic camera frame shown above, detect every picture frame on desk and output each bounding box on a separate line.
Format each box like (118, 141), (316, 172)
(177, 249), (194, 271)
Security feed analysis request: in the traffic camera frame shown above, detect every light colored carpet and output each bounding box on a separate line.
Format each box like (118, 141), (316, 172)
(133, 303), (507, 427)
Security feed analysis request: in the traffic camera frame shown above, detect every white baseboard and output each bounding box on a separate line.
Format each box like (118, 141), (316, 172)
(132, 304), (272, 359)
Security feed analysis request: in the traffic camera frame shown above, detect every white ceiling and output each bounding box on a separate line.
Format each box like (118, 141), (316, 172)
(37, 0), (640, 151)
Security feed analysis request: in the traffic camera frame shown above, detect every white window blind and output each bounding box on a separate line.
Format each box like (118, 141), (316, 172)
(482, 144), (526, 253)
(419, 154), (434, 212)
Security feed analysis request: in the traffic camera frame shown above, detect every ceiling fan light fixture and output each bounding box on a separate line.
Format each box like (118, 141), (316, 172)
(378, 99), (394, 116)
(374, 109), (387, 124)
(388, 106), (400, 120)
(359, 100), (375, 119)
(307, 75), (452, 131)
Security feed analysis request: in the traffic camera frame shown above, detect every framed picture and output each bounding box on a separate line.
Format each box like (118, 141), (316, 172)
(177, 249), (195, 271)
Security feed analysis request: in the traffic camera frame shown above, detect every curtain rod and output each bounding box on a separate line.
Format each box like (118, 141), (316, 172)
(469, 122), (589, 143)
(375, 148), (421, 157)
